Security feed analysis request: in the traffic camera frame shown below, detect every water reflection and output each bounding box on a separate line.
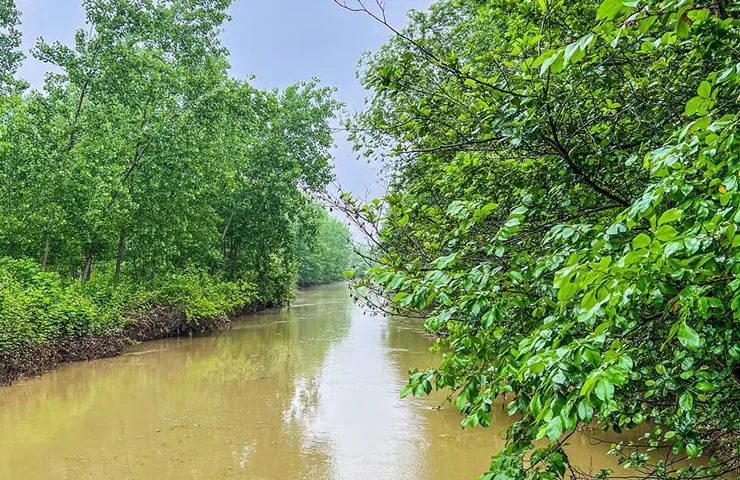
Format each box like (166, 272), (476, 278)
(0, 284), (657, 479)
(310, 301), (428, 479)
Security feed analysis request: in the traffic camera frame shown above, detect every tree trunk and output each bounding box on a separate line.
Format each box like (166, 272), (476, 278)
(82, 248), (94, 283)
(115, 231), (125, 281)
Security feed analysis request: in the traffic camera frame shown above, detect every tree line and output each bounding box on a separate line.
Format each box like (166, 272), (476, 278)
(0, 0), (352, 366)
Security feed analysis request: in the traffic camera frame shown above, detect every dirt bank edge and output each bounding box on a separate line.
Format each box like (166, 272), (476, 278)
(0, 301), (271, 386)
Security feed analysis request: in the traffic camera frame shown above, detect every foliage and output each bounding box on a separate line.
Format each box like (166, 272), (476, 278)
(0, 0), (23, 92)
(147, 270), (257, 321)
(0, 256), (257, 352)
(296, 205), (353, 286)
(0, 0), (347, 356)
(340, 0), (740, 478)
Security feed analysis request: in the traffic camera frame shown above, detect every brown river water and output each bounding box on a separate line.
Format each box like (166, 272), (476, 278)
(0, 283), (644, 479)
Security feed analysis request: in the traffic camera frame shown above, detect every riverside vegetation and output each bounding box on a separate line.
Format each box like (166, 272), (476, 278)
(335, 0), (740, 479)
(0, 0), (353, 384)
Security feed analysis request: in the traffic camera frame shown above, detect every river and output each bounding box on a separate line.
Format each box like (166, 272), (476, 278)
(0, 283), (637, 479)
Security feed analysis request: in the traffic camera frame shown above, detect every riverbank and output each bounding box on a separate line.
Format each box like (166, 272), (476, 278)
(0, 300), (277, 386)
(0, 257), (281, 385)
(0, 259), (348, 385)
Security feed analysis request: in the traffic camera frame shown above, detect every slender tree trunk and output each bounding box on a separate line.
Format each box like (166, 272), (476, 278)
(115, 231), (125, 281)
(221, 212), (234, 253)
(66, 81), (88, 150)
(82, 247), (94, 283)
(41, 236), (51, 269)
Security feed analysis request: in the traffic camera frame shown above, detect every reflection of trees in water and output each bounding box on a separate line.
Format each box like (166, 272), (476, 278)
(0, 284), (353, 479)
(237, 284), (353, 478)
(171, 283), (354, 478)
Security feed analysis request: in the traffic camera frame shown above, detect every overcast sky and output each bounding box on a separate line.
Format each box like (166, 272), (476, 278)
(15, 0), (432, 204)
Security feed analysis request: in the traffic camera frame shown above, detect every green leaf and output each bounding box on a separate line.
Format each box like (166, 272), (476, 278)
(597, 0), (625, 20)
(686, 444), (700, 458)
(393, 292), (409, 303)
(400, 384), (414, 398)
(684, 237), (701, 254)
(684, 97), (702, 116)
(655, 225), (678, 242)
(546, 416), (564, 441)
(677, 14), (691, 38)
(455, 392), (468, 411)
(658, 208), (683, 225)
(577, 401), (594, 422)
(564, 40), (586, 65)
(695, 381), (713, 392)
(603, 366), (627, 386)
(594, 379), (615, 402)
(540, 51), (563, 75)
(677, 321), (701, 349)
(697, 81), (711, 99)
(632, 233), (651, 249)
(387, 272), (405, 290)
(481, 309), (494, 329)
(436, 253), (458, 269)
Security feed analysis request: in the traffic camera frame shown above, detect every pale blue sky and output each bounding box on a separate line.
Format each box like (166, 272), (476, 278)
(15, 0), (432, 202)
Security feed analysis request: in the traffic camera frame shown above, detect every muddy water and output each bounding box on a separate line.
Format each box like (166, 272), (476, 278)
(0, 283), (634, 479)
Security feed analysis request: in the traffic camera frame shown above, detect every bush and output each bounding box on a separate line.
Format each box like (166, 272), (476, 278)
(0, 257), (262, 354)
(151, 271), (258, 321)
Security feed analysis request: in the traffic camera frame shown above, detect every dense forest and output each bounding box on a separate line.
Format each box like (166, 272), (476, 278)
(337, 0), (740, 478)
(0, 0), (352, 383)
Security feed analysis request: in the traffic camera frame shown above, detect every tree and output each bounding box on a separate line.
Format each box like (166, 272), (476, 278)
(0, 0), (23, 92)
(0, 0), (347, 374)
(337, 0), (740, 478)
(296, 205), (353, 286)
(0, 0), (343, 298)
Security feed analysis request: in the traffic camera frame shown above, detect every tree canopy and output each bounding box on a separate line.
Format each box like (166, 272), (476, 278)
(296, 204), (354, 287)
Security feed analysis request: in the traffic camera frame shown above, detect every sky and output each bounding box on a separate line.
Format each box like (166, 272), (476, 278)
(15, 0), (433, 205)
